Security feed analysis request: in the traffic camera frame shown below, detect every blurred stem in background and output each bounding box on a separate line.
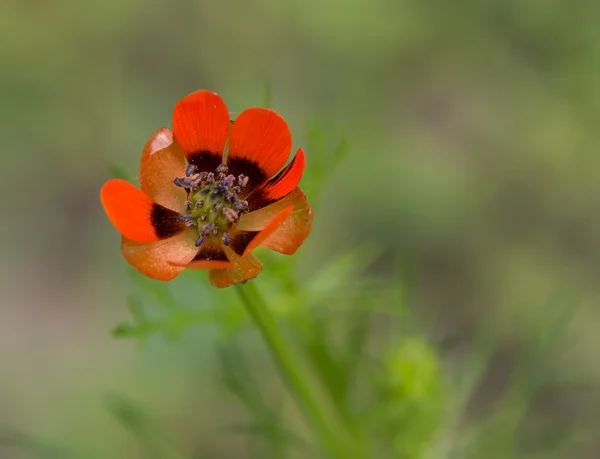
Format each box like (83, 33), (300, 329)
(235, 281), (361, 459)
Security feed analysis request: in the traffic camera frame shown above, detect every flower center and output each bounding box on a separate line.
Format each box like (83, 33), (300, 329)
(174, 164), (250, 247)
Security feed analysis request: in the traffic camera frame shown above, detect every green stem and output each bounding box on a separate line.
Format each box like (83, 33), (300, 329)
(235, 282), (356, 458)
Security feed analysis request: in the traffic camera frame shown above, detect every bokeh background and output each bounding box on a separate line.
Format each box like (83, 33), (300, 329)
(2, 0), (600, 458)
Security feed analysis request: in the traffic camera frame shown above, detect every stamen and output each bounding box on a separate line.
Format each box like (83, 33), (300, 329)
(222, 208), (239, 223)
(201, 222), (215, 236)
(238, 175), (249, 187)
(189, 176), (202, 188)
(179, 213), (197, 227)
(222, 232), (231, 246)
(185, 164), (198, 177)
(174, 164), (253, 240)
(225, 174), (236, 187)
(235, 199), (249, 213)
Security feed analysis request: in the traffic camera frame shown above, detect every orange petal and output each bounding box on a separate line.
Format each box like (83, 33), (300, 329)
(237, 187), (312, 255)
(121, 230), (199, 281)
(208, 247), (262, 288)
(229, 205), (293, 256)
(101, 179), (184, 243)
(246, 148), (306, 211)
(182, 259), (233, 270)
(172, 90), (230, 171)
(227, 108), (292, 191)
(139, 127), (187, 212)
(172, 239), (232, 270)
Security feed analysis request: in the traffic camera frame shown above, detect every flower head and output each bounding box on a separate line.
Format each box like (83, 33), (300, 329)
(100, 90), (312, 287)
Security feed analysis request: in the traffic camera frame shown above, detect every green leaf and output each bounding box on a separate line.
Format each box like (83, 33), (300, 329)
(305, 242), (383, 304)
(217, 343), (304, 457)
(105, 394), (188, 459)
(112, 321), (136, 337)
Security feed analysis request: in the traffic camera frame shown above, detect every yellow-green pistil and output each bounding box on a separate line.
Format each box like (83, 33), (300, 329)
(174, 164), (249, 247)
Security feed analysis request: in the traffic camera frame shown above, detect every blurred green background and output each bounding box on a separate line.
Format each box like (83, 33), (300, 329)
(2, 0), (600, 458)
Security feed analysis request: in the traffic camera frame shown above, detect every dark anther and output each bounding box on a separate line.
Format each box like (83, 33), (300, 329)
(199, 171), (208, 180)
(224, 190), (233, 201)
(185, 164), (198, 177)
(200, 213), (207, 221)
(177, 177), (195, 189)
(222, 232), (231, 246)
(184, 200), (193, 209)
(195, 236), (205, 247)
(178, 214), (194, 222)
(224, 174), (236, 187)
(235, 200), (249, 213)
(201, 222), (215, 236)
(189, 176), (202, 188)
(213, 201), (222, 212)
(222, 208), (239, 223)
(216, 164), (228, 174)
(207, 172), (215, 183)
(238, 175), (249, 187)
(196, 200), (205, 209)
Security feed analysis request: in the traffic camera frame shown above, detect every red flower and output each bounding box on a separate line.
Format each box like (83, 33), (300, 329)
(100, 90), (312, 288)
